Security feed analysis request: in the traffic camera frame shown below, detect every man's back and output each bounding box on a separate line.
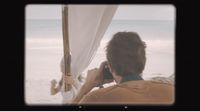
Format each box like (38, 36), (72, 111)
(79, 80), (174, 105)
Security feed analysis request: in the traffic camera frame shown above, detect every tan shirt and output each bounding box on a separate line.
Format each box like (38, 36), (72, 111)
(79, 80), (174, 105)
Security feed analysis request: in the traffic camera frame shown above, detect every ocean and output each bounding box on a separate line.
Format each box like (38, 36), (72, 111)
(25, 19), (175, 104)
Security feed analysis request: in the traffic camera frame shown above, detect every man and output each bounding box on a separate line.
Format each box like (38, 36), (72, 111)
(72, 32), (174, 105)
(51, 57), (77, 104)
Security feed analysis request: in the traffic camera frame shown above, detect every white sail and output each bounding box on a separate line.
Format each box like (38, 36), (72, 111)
(68, 5), (117, 78)
(61, 5), (118, 103)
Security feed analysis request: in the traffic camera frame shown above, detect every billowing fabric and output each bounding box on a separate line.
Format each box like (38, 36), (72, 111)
(68, 5), (118, 78)
(60, 5), (118, 103)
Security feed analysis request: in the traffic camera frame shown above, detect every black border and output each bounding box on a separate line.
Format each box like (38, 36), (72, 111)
(7, 0), (198, 111)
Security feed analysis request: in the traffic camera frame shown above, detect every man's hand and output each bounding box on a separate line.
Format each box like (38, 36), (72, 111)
(84, 69), (103, 89)
(51, 79), (57, 87)
(84, 61), (114, 89)
(50, 79), (60, 95)
(63, 75), (75, 85)
(72, 61), (112, 104)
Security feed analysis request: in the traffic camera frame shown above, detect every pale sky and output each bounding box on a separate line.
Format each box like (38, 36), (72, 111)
(26, 4), (175, 20)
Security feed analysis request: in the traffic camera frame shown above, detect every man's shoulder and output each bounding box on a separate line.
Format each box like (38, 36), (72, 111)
(88, 85), (118, 97)
(79, 80), (174, 104)
(89, 80), (174, 96)
(79, 85), (118, 104)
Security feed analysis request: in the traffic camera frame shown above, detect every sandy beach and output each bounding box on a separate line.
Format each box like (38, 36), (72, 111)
(25, 19), (175, 104)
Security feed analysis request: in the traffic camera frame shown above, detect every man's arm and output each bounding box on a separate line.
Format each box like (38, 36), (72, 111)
(72, 82), (94, 103)
(51, 74), (63, 95)
(50, 79), (61, 95)
(71, 62), (108, 104)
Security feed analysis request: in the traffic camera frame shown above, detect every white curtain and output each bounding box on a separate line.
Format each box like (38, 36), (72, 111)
(61, 5), (118, 104)
(68, 5), (118, 78)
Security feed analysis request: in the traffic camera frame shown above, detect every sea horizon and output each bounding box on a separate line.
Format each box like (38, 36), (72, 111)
(25, 19), (175, 104)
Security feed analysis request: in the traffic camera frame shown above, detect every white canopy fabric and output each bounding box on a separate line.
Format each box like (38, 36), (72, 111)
(60, 5), (118, 103)
(68, 5), (117, 78)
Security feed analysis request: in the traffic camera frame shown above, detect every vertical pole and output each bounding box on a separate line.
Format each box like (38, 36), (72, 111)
(62, 5), (72, 92)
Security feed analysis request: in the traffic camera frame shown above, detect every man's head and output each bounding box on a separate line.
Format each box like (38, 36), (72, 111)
(106, 32), (146, 78)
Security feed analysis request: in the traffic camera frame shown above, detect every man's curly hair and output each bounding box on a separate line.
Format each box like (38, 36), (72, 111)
(106, 32), (146, 76)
